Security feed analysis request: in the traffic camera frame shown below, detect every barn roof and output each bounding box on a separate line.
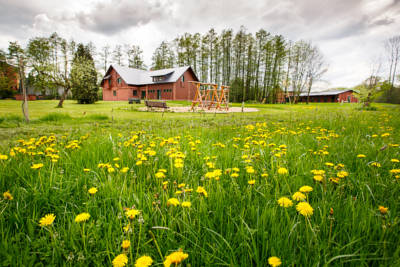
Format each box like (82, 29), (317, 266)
(103, 65), (198, 86)
(299, 89), (353, 97)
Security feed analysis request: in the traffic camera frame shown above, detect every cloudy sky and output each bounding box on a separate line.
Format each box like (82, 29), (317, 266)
(0, 0), (399, 89)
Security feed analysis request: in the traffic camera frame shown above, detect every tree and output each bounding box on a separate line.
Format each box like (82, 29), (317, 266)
(8, 42), (29, 122)
(113, 45), (123, 66)
(151, 41), (175, 70)
(305, 44), (327, 104)
(385, 36), (400, 97)
(99, 45), (111, 74)
(125, 44), (146, 69)
(290, 41), (311, 103)
(0, 49), (18, 99)
(70, 44), (98, 104)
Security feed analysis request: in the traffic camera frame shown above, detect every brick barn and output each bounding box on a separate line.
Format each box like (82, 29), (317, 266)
(298, 89), (358, 103)
(101, 65), (199, 101)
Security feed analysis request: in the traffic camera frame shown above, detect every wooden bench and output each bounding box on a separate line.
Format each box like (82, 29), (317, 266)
(128, 98), (141, 104)
(145, 100), (169, 110)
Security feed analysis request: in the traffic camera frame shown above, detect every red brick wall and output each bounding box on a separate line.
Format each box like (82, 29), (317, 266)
(174, 70), (198, 100)
(338, 91), (358, 103)
(15, 94), (37, 100)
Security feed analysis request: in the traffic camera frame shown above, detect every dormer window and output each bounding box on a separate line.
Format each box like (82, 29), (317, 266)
(152, 76), (166, 82)
(117, 78), (122, 84)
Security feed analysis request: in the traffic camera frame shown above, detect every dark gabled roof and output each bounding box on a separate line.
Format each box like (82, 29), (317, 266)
(299, 89), (353, 97)
(102, 65), (199, 86)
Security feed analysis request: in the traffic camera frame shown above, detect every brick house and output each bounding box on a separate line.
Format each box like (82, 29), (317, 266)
(101, 65), (199, 101)
(298, 89), (358, 103)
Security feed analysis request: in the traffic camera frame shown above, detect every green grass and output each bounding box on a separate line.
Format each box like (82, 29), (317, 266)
(0, 100), (399, 266)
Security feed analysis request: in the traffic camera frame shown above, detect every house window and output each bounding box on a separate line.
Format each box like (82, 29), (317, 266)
(108, 79), (111, 86)
(133, 90), (137, 96)
(181, 75), (184, 82)
(113, 91), (117, 96)
(117, 78), (121, 84)
(153, 76), (166, 82)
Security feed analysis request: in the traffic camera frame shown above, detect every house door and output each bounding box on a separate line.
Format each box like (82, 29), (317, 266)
(141, 91), (146, 99)
(157, 89), (161, 100)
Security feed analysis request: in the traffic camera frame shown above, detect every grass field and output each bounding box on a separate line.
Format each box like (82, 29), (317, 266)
(0, 100), (399, 266)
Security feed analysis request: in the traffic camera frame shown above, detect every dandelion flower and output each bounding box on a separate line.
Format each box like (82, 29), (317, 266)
(112, 253), (128, 267)
(231, 172), (239, 178)
(296, 202), (313, 217)
(248, 180), (256, 185)
(292, 192), (306, 201)
(379, 206), (388, 215)
(135, 255), (153, 267)
(31, 163), (44, 169)
(299, 185), (313, 193)
(167, 198), (180, 207)
(268, 256), (282, 267)
(39, 213), (56, 227)
(75, 212), (90, 223)
(121, 167), (129, 173)
(391, 159), (399, 163)
(155, 172), (166, 179)
(277, 197), (293, 208)
(0, 154), (8, 160)
(196, 186), (208, 197)
(125, 209), (140, 220)
(277, 167), (288, 175)
(83, 168), (91, 172)
(164, 250), (188, 267)
(88, 187), (98, 195)
(3, 191), (13, 200)
(121, 240), (131, 249)
(181, 201), (191, 208)
(246, 166), (255, 174)
(313, 175), (323, 182)
(357, 154), (366, 158)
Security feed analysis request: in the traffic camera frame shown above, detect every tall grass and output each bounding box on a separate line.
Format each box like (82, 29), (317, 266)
(0, 105), (399, 266)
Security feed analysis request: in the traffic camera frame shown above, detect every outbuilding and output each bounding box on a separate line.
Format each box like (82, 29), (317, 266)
(298, 89), (358, 103)
(101, 65), (199, 101)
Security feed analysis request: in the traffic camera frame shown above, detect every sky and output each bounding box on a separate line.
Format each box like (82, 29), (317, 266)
(0, 0), (399, 90)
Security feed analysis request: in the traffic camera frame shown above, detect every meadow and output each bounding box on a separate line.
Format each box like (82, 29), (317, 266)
(0, 100), (399, 266)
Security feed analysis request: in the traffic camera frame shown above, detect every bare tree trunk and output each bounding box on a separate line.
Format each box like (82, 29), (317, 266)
(19, 58), (29, 123)
(57, 87), (69, 108)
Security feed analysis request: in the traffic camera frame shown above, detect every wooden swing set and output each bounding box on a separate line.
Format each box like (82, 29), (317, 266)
(189, 81), (230, 111)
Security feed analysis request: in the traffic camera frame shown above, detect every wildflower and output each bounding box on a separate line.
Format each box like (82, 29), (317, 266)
(390, 169), (400, 174)
(370, 162), (381, 168)
(75, 212), (90, 223)
(112, 253), (128, 267)
(123, 224), (131, 233)
(164, 250), (189, 267)
(313, 175), (323, 182)
(108, 167), (115, 173)
(299, 185), (313, 193)
(3, 191), (13, 200)
(121, 240), (131, 249)
(136, 160), (143, 166)
(155, 172), (166, 179)
(246, 166), (255, 174)
(391, 159), (399, 163)
(0, 154), (8, 160)
(196, 186), (208, 197)
(135, 255), (153, 267)
(357, 154), (366, 158)
(277, 167), (288, 175)
(248, 179), (256, 185)
(296, 202), (314, 217)
(113, 157), (120, 161)
(268, 256), (282, 267)
(292, 192), (306, 201)
(31, 163), (44, 169)
(83, 168), (91, 172)
(337, 171), (348, 178)
(88, 187), (98, 195)
(178, 183), (185, 188)
(325, 162), (334, 167)
(261, 173), (269, 178)
(379, 206), (388, 215)
(277, 197), (293, 208)
(125, 209), (140, 219)
(167, 198), (180, 207)
(121, 167), (129, 173)
(232, 167), (240, 172)
(181, 201), (191, 208)
(39, 213), (56, 227)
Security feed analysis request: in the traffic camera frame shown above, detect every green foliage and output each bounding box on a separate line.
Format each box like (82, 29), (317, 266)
(39, 112), (72, 122)
(70, 44), (98, 104)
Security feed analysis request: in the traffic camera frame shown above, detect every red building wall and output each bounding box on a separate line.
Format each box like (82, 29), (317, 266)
(102, 68), (198, 101)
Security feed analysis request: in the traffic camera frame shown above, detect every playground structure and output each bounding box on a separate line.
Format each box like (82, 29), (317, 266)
(189, 81), (230, 111)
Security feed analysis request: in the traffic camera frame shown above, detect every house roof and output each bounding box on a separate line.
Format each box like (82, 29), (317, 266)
(299, 89), (353, 97)
(103, 65), (198, 86)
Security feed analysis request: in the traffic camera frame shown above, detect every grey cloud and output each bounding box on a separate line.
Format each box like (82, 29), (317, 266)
(75, 0), (171, 35)
(370, 17), (395, 26)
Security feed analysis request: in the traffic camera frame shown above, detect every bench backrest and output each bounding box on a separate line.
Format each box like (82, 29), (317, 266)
(145, 101), (167, 108)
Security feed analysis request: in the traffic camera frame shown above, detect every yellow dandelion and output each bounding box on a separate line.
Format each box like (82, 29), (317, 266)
(248, 179), (256, 185)
(313, 175), (323, 182)
(391, 159), (399, 163)
(277, 167), (288, 175)
(164, 250), (188, 267)
(292, 192), (306, 201)
(277, 197), (293, 208)
(299, 185), (313, 193)
(379, 206), (388, 215)
(136, 160), (143, 166)
(88, 187), (98, 195)
(39, 213), (56, 227)
(135, 255), (153, 267)
(155, 172), (166, 179)
(75, 212), (90, 223)
(31, 163), (44, 169)
(112, 253), (128, 267)
(121, 240), (131, 249)
(296, 202), (314, 217)
(167, 198), (180, 207)
(246, 166), (255, 174)
(181, 201), (191, 208)
(0, 154), (8, 160)
(3, 191), (13, 200)
(121, 167), (129, 173)
(125, 209), (140, 220)
(196, 186), (208, 197)
(357, 154), (366, 158)
(268, 256), (282, 267)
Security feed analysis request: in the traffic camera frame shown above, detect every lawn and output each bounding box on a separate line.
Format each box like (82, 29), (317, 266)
(0, 100), (399, 266)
